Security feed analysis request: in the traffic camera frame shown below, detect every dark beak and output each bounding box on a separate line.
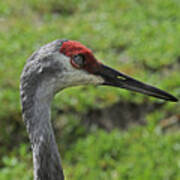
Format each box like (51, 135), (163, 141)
(96, 64), (178, 102)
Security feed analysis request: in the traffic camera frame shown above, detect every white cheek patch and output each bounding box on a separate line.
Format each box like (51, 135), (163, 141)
(53, 52), (104, 90)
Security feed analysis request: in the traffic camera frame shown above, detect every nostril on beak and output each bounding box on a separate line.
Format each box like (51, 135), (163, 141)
(117, 76), (126, 81)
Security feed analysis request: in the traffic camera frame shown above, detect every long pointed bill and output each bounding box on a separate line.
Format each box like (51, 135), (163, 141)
(95, 64), (178, 102)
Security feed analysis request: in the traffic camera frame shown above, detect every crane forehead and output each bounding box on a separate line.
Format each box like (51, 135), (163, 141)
(59, 40), (92, 57)
(59, 40), (101, 73)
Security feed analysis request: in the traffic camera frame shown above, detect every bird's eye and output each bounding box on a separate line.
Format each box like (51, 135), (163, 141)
(72, 54), (85, 68)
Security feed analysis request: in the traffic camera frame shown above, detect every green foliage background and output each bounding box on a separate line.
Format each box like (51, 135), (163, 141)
(0, 0), (180, 179)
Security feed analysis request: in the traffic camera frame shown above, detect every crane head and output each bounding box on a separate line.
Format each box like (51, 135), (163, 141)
(57, 40), (177, 102)
(23, 39), (177, 102)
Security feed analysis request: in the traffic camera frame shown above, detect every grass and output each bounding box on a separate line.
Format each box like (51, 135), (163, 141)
(65, 128), (180, 180)
(0, 0), (180, 179)
(1, 127), (180, 180)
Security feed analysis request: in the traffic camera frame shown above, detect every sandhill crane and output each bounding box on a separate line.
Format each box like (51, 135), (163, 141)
(20, 39), (177, 180)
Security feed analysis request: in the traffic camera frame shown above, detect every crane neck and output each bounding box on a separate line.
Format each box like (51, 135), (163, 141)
(20, 77), (64, 180)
